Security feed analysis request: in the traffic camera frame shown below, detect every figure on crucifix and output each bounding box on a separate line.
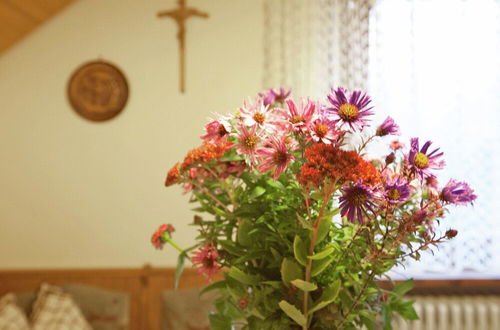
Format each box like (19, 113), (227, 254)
(158, 0), (209, 93)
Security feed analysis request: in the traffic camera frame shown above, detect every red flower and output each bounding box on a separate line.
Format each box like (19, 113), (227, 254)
(297, 143), (380, 188)
(192, 244), (221, 280)
(151, 224), (175, 249)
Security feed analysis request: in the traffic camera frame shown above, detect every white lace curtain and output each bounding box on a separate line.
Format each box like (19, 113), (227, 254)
(263, 0), (500, 278)
(263, 0), (373, 98)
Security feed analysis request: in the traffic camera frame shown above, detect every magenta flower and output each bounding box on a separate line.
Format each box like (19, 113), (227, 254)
(407, 138), (445, 180)
(376, 116), (400, 136)
(283, 99), (316, 132)
(339, 181), (378, 224)
(192, 244), (221, 280)
(440, 179), (477, 206)
(325, 87), (374, 131)
(308, 117), (340, 144)
(256, 136), (295, 179)
(384, 176), (411, 204)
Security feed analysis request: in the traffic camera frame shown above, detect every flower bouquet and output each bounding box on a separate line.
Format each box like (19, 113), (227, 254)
(152, 87), (476, 330)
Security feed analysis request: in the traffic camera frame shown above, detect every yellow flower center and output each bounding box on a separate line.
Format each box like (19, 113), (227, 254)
(315, 124), (328, 138)
(291, 115), (305, 124)
(253, 113), (265, 125)
(244, 135), (259, 149)
(338, 104), (359, 122)
(387, 188), (401, 200)
(414, 152), (429, 169)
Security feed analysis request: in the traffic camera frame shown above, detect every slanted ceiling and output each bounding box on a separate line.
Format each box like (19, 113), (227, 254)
(0, 0), (76, 54)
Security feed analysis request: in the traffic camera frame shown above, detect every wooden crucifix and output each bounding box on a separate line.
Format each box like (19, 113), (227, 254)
(158, 0), (209, 93)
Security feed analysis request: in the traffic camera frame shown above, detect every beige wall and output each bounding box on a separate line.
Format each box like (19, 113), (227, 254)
(0, 0), (263, 268)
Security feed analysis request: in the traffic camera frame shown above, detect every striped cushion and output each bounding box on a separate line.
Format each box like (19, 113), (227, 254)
(0, 293), (30, 330)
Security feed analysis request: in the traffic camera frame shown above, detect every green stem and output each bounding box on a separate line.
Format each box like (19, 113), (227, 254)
(302, 182), (335, 330)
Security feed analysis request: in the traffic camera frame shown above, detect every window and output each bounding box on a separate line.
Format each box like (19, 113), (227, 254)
(263, 0), (500, 279)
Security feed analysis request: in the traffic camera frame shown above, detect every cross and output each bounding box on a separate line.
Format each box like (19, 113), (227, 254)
(158, 0), (209, 93)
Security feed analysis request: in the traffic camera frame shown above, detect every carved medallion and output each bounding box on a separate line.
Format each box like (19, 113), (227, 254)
(68, 61), (129, 121)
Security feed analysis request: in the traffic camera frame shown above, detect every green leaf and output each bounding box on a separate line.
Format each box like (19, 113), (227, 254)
(308, 246), (334, 260)
(218, 240), (245, 256)
(280, 258), (303, 285)
(291, 279), (317, 292)
(315, 215), (332, 245)
(237, 219), (253, 247)
(266, 178), (285, 190)
(199, 280), (226, 296)
(278, 300), (307, 327)
(393, 279), (414, 296)
(308, 279), (340, 314)
(293, 236), (308, 266)
(396, 300), (419, 320)
(219, 153), (244, 162)
(250, 186), (266, 199)
(208, 313), (232, 330)
(382, 305), (393, 330)
(311, 256), (334, 277)
(297, 215), (313, 230)
(174, 251), (187, 289)
(228, 267), (260, 285)
(261, 281), (282, 288)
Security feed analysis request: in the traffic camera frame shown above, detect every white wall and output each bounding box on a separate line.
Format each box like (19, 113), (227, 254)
(0, 0), (263, 268)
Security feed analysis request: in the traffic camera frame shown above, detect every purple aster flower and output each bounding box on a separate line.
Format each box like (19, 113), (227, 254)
(376, 116), (400, 136)
(384, 176), (411, 204)
(325, 87), (374, 131)
(258, 87), (291, 106)
(339, 181), (378, 224)
(271, 87), (292, 103)
(407, 138), (445, 180)
(440, 179), (477, 206)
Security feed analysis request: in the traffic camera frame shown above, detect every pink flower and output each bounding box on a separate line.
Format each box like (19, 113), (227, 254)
(200, 119), (231, 142)
(234, 124), (261, 163)
(281, 99), (316, 132)
(256, 136), (295, 179)
(192, 244), (221, 280)
(151, 224), (175, 249)
(308, 117), (340, 144)
(390, 140), (405, 150)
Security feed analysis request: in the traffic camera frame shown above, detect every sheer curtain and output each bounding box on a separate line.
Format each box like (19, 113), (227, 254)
(263, 0), (373, 98)
(263, 0), (500, 278)
(369, 0), (500, 278)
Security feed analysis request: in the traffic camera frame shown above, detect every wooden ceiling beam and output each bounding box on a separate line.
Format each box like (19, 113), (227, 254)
(0, 0), (76, 54)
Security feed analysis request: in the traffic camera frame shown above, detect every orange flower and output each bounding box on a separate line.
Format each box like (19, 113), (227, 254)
(297, 143), (380, 188)
(165, 163), (181, 187)
(181, 140), (233, 171)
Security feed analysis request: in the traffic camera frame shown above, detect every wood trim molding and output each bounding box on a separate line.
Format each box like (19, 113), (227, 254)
(0, 266), (498, 329)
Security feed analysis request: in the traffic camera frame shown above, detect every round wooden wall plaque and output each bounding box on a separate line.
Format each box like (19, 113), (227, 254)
(68, 61), (129, 122)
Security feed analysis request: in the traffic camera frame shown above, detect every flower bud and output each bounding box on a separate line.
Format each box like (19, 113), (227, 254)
(193, 215), (203, 225)
(238, 298), (248, 309)
(445, 229), (458, 239)
(379, 292), (389, 303)
(385, 153), (395, 165)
